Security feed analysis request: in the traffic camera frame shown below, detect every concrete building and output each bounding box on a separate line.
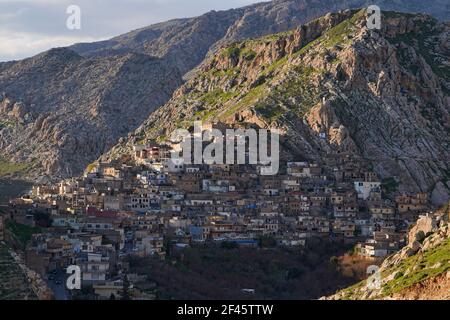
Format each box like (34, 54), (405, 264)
(354, 181), (381, 200)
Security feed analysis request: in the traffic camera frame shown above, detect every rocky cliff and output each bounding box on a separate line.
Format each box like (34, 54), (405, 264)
(108, 10), (450, 206)
(326, 203), (450, 300)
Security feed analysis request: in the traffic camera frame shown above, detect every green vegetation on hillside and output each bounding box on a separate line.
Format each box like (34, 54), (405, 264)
(5, 220), (42, 249)
(0, 244), (36, 300)
(389, 15), (449, 83)
(0, 120), (15, 130)
(382, 177), (400, 194)
(320, 10), (363, 48)
(381, 238), (450, 296)
(337, 237), (450, 299)
(0, 158), (28, 177)
(220, 84), (268, 119)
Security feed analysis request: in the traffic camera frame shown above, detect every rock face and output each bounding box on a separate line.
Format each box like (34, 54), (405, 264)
(1, 0), (449, 182)
(109, 10), (450, 206)
(408, 216), (439, 243)
(0, 49), (182, 182)
(9, 250), (53, 300)
(70, 0), (450, 76)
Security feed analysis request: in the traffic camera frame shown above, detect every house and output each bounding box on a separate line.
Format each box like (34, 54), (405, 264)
(138, 236), (165, 257)
(33, 185), (59, 199)
(354, 219), (373, 237)
(134, 143), (171, 163)
(102, 194), (124, 211)
(354, 181), (381, 200)
(357, 239), (399, 258)
(369, 202), (395, 220)
(162, 159), (184, 173)
(45, 238), (74, 270)
(333, 201), (358, 218)
(286, 162), (309, 177)
(357, 226), (404, 258)
(357, 240), (388, 258)
(102, 166), (122, 179)
(75, 234), (103, 252)
(202, 179), (231, 193)
(83, 218), (115, 231)
(93, 279), (126, 299)
(78, 252), (110, 285)
(332, 219), (356, 238)
(98, 229), (125, 250)
(52, 214), (82, 230)
(127, 189), (152, 212)
(132, 215), (162, 232)
(280, 239), (306, 247)
(396, 193), (429, 213)
(189, 226), (208, 242)
(173, 174), (202, 193)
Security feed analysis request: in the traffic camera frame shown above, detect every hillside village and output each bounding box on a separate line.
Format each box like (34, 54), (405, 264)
(0, 124), (436, 299)
(0, 0), (448, 303)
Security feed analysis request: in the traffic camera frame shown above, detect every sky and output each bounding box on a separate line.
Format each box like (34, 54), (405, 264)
(0, 0), (261, 62)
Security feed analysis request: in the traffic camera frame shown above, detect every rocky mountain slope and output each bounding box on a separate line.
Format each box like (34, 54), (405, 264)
(0, 0), (449, 183)
(70, 0), (450, 76)
(326, 204), (450, 300)
(0, 50), (182, 182)
(108, 10), (450, 206)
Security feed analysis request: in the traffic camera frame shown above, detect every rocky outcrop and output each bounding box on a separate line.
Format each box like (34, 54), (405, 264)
(9, 250), (53, 300)
(408, 216), (439, 243)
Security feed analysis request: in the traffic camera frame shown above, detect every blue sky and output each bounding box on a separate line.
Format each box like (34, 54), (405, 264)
(0, 0), (260, 61)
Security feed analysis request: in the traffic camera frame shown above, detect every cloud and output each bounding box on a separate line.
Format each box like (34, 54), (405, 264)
(0, 31), (105, 61)
(0, 0), (260, 61)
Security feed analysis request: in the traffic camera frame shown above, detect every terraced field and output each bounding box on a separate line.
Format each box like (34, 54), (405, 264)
(0, 243), (36, 300)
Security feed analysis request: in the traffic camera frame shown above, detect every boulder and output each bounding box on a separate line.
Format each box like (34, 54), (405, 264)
(408, 216), (438, 244)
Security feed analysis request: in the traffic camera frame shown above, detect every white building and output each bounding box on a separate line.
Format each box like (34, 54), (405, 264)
(80, 253), (110, 284)
(354, 181), (381, 200)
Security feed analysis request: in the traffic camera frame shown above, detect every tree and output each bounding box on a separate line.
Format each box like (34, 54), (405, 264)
(121, 274), (131, 300)
(258, 235), (277, 248)
(221, 241), (238, 249)
(33, 210), (53, 228)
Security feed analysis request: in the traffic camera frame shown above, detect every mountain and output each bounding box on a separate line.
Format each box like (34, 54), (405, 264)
(0, 50), (182, 181)
(70, 0), (450, 76)
(326, 203), (450, 300)
(0, 0), (449, 183)
(108, 10), (450, 206)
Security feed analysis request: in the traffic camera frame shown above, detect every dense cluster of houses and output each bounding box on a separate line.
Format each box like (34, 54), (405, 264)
(1, 137), (434, 299)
